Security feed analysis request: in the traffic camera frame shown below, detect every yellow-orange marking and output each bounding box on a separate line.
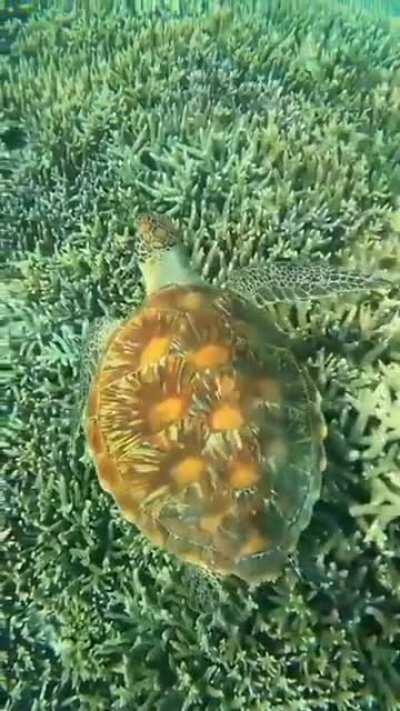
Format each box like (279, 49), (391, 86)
(189, 344), (230, 369)
(172, 456), (206, 485)
(140, 336), (170, 367)
(211, 404), (244, 431)
(229, 461), (259, 489)
(149, 396), (187, 431)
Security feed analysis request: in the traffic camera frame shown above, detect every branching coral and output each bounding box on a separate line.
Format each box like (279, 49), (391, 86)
(2, 0), (400, 709)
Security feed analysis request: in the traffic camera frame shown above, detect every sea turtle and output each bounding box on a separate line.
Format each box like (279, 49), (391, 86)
(85, 213), (387, 585)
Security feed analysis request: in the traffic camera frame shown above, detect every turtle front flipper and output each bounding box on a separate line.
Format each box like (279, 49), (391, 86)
(226, 261), (391, 306)
(70, 316), (121, 452)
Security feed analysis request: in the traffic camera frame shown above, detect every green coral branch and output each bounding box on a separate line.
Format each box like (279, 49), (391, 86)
(351, 470), (400, 544)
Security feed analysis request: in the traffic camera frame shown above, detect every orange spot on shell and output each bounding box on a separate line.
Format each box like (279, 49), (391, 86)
(140, 336), (170, 367)
(229, 460), (259, 489)
(188, 343), (230, 369)
(172, 456), (206, 485)
(149, 396), (187, 431)
(211, 404), (244, 431)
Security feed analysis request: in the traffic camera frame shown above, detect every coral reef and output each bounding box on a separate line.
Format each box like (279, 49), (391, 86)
(2, 0), (400, 708)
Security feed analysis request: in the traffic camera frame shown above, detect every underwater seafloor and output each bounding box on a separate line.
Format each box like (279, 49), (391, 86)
(2, 0), (400, 709)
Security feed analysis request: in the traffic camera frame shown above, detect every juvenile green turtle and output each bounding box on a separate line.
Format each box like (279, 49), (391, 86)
(85, 213), (387, 584)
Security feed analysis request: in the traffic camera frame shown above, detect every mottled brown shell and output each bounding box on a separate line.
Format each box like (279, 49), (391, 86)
(86, 285), (325, 584)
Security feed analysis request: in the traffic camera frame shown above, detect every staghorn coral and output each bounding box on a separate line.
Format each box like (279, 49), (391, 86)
(2, 0), (400, 708)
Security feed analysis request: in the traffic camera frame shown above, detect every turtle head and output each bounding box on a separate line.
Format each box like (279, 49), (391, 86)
(136, 213), (200, 294)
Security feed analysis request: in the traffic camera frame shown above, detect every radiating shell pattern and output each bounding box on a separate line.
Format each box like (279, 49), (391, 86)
(86, 285), (326, 584)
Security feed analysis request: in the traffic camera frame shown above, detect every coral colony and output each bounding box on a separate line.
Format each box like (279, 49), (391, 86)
(3, 1), (399, 708)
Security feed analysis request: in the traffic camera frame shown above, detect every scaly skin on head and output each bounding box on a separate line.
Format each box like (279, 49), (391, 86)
(136, 213), (202, 295)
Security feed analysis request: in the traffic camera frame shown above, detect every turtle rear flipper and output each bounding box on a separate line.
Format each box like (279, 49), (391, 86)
(226, 261), (392, 307)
